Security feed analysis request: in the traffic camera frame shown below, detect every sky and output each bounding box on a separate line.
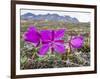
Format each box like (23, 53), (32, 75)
(20, 9), (91, 22)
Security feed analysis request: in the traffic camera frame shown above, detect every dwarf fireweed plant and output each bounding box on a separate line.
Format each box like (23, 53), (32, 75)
(23, 25), (84, 57)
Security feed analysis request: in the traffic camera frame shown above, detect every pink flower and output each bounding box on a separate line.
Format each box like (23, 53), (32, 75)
(70, 36), (84, 48)
(23, 25), (40, 47)
(38, 29), (66, 57)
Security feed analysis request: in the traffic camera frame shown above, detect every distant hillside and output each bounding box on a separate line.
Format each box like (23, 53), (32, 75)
(21, 13), (79, 23)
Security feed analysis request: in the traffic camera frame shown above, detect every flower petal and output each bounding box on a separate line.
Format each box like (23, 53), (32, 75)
(70, 36), (84, 48)
(54, 40), (64, 44)
(40, 30), (52, 42)
(54, 42), (66, 54)
(38, 44), (50, 57)
(23, 26), (40, 47)
(54, 29), (66, 40)
(27, 25), (37, 32)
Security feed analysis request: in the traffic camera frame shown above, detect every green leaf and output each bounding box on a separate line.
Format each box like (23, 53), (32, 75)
(21, 56), (27, 64)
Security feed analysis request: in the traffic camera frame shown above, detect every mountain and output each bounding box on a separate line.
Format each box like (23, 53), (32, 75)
(21, 12), (79, 23)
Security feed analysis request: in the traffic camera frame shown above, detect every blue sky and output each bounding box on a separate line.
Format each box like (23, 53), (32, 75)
(21, 9), (91, 22)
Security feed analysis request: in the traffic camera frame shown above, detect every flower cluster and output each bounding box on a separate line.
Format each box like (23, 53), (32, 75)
(23, 25), (84, 57)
